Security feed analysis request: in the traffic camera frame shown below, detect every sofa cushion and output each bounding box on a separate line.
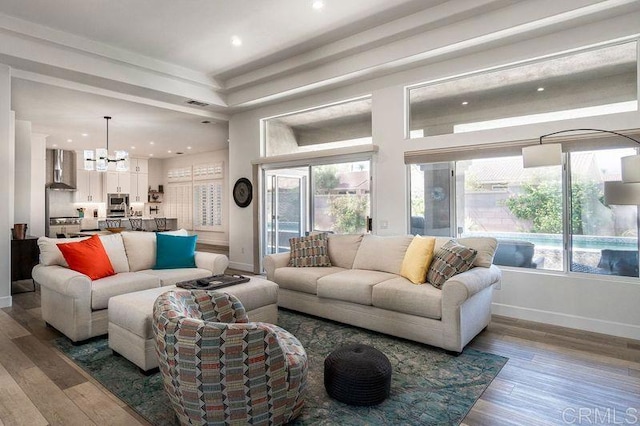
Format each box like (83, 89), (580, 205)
(121, 229), (188, 271)
(57, 235), (116, 280)
(328, 234), (363, 269)
(139, 268), (212, 287)
(372, 277), (442, 320)
(38, 234), (130, 273)
(427, 240), (478, 289)
(274, 267), (346, 295)
(288, 233), (331, 267)
(400, 236), (436, 284)
(317, 269), (397, 305)
(435, 237), (497, 268)
(91, 272), (160, 310)
(352, 235), (413, 274)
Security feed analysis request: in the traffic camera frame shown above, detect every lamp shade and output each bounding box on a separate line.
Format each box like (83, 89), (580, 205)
(604, 181), (640, 205)
(621, 154), (640, 183)
(522, 143), (562, 168)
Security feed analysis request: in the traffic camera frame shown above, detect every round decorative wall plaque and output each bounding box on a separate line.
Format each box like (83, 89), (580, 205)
(233, 178), (253, 208)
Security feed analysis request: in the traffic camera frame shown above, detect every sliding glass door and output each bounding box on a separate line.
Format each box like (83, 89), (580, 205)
(262, 159), (371, 258)
(264, 168), (308, 255)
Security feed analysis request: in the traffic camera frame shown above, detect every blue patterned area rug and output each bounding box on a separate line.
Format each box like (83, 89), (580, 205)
(54, 309), (507, 426)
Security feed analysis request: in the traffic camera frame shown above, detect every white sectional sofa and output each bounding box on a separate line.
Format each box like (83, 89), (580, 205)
(264, 234), (501, 353)
(32, 230), (229, 342)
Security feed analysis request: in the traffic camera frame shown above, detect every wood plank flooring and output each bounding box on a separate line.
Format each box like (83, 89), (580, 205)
(2, 282), (639, 425)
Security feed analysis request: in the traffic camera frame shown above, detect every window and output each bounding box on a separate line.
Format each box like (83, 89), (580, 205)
(408, 42), (637, 138)
(263, 97), (372, 157)
(409, 146), (639, 277)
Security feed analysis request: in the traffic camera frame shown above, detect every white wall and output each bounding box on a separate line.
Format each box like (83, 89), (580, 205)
(229, 14), (640, 339)
(30, 133), (47, 236)
(162, 149), (229, 246)
(147, 158), (163, 191)
(14, 120), (31, 225)
(0, 65), (12, 307)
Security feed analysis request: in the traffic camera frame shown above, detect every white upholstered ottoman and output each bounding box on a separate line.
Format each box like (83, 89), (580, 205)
(107, 277), (279, 371)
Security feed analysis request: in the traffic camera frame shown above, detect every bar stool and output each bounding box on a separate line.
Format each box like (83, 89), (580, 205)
(105, 219), (122, 229)
(129, 217), (144, 231)
(154, 217), (167, 232)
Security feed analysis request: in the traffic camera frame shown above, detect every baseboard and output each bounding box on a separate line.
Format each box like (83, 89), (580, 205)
(228, 261), (254, 273)
(492, 303), (640, 341)
(0, 295), (12, 308)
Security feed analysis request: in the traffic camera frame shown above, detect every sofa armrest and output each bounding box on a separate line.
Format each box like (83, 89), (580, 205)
(263, 252), (291, 281)
(32, 264), (92, 300)
(195, 251), (229, 274)
(441, 265), (502, 306)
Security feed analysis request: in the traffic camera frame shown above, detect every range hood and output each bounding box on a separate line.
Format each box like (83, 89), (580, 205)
(46, 149), (76, 191)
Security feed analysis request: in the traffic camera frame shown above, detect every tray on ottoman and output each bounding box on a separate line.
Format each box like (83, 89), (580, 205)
(176, 274), (250, 291)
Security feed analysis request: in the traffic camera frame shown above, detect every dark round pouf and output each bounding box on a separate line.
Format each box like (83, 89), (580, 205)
(324, 343), (392, 406)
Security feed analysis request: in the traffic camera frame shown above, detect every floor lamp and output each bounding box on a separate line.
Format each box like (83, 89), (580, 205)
(604, 181), (640, 277)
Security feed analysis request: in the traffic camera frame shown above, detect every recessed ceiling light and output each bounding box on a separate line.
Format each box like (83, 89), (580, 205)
(537, 87), (545, 92)
(81, 133), (88, 137)
(312, 1), (324, 10)
(67, 139), (73, 142)
(131, 146), (136, 149)
(149, 141), (155, 145)
(52, 144), (58, 147)
(168, 150), (172, 153)
(187, 146), (192, 150)
(149, 153), (154, 157)
(461, 101), (469, 105)
(231, 36), (242, 46)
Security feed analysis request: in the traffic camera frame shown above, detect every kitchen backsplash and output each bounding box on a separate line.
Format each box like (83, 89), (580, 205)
(48, 190), (77, 217)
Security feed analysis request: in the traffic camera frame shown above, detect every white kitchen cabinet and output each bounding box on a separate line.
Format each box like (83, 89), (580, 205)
(48, 224), (81, 238)
(75, 169), (103, 202)
(130, 158), (148, 174)
(105, 171), (131, 194)
(130, 172), (149, 203)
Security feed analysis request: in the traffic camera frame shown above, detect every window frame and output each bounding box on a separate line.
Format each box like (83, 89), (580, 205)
(408, 145), (640, 279)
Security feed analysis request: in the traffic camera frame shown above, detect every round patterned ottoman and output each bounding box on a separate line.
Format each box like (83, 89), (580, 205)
(324, 343), (392, 406)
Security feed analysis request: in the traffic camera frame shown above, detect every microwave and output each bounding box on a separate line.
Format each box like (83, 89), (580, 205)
(108, 194), (129, 207)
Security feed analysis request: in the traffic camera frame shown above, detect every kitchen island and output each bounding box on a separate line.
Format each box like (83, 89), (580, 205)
(95, 217), (178, 232)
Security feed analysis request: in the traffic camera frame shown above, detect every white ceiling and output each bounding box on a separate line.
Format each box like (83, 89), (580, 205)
(12, 78), (228, 158)
(2, 0), (638, 156)
(0, 0), (428, 78)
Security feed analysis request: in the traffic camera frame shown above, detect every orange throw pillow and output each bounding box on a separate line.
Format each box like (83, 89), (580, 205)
(57, 235), (115, 280)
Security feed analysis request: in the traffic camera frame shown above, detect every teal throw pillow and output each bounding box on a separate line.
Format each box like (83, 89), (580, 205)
(154, 233), (197, 269)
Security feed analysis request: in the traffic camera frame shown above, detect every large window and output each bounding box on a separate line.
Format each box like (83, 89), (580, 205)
(409, 146), (639, 277)
(263, 97), (372, 157)
(408, 42), (637, 138)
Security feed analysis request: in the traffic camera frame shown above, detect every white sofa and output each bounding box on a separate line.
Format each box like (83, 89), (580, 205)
(264, 234), (501, 353)
(32, 230), (229, 342)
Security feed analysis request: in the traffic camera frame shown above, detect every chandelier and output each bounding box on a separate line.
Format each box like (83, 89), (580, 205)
(84, 116), (129, 172)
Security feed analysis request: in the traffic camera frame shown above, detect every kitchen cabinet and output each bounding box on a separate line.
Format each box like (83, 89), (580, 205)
(130, 158), (148, 174)
(75, 169), (103, 202)
(48, 224), (81, 238)
(105, 171), (131, 194)
(130, 171), (149, 203)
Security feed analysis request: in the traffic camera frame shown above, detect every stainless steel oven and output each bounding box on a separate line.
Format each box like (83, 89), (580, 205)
(107, 193), (129, 217)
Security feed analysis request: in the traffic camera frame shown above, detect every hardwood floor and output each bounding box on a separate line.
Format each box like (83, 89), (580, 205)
(2, 282), (639, 425)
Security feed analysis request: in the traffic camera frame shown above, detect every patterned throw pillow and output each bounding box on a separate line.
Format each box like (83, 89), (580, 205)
(288, 233), (332, 267)
(427, 240), (478, 289)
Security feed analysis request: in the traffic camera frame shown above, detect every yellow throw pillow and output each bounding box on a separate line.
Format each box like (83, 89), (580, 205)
(400, 235), (436, 284)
